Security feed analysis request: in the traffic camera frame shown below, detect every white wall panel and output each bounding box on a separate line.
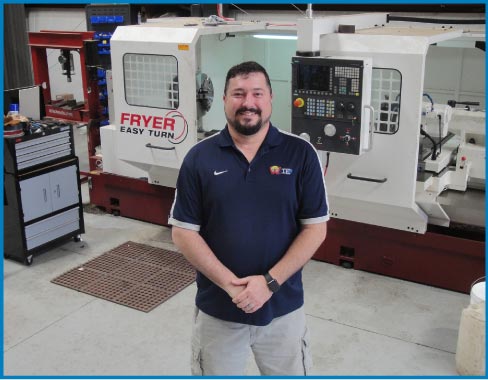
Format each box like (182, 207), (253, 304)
(460, 48), (486, 95)
(200, 34), (245, 132)
(424, 45), (485, 109)
(265, 39), (296, 131)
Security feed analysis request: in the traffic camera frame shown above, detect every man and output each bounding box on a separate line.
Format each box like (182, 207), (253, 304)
(169, 61), (328, 375)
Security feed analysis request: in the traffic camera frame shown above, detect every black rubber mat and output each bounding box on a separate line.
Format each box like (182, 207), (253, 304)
(52, 241), (195, 312)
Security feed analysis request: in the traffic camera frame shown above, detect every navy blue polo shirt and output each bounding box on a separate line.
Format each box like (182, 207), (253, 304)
(169, 124), (329, 326)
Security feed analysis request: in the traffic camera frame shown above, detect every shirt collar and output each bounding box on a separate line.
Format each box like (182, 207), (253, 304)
(217, 123), (283, 148)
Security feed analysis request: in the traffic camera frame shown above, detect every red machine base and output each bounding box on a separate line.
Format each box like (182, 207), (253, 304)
(88, 172), (175, 226)
(88, 172), (483, 294)
(314, 218), (485, 294)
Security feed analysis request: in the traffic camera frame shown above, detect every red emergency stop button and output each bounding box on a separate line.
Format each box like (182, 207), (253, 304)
(293, 98), (305, 108)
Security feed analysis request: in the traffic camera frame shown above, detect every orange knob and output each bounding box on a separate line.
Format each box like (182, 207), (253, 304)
(293, 98), (305, 108)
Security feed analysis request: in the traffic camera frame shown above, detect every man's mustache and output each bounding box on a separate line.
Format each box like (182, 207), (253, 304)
(236, 107), (261, 116)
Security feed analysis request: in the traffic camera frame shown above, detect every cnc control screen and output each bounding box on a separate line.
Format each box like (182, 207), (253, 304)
(297, 64), (332, 92)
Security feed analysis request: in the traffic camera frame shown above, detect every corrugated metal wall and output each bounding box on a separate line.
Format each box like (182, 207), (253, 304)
(4, 4), (33, 90)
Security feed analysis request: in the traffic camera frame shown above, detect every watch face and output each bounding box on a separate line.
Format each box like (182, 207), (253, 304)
(268, 279), (280, 293)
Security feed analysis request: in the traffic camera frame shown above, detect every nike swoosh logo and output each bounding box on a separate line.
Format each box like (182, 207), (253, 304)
(214, 170), (228, 176)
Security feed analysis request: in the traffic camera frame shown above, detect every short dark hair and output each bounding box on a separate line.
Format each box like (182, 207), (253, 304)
(224, 61), (272, 95)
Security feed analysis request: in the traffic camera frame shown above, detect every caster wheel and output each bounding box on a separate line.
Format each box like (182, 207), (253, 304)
(74, 234), (82, 243)
(112, 210), (120, 217)
(24, 255), (33, 266)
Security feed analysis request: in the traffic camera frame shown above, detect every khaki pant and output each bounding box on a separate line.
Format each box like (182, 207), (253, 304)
(191, 306), (312, 376)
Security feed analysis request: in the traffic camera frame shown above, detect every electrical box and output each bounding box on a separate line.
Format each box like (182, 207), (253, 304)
(291, 56), (373, 154)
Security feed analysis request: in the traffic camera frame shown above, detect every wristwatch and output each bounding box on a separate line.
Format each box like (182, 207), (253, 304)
(264, 272), (280, 293)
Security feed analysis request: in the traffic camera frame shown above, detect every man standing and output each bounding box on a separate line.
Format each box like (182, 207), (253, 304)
(169, 61), (328, 375)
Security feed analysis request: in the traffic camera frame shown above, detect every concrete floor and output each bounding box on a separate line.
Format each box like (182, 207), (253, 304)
(4, 182), (470, 376)
(3, 125), (471, 376)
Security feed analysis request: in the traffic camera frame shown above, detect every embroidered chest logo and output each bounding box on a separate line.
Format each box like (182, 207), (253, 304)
(269, 165), (293, 175)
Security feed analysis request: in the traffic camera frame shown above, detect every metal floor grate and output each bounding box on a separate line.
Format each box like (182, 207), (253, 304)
(52, 241), (195, 312)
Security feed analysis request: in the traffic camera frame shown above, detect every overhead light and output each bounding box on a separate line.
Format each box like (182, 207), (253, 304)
(252, 34), (297, 40)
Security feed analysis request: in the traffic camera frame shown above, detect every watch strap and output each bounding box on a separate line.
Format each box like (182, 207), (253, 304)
(264, 272), (280, 293)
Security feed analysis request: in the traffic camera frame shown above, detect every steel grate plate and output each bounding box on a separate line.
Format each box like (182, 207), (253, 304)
(52, 241), (195, 312)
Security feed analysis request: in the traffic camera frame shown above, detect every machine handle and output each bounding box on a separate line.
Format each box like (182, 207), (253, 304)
(43, 188), (47, 202)
(145, 143), (175, 151)
(56, 184), (61, 198)
(448, 100), (480, 107)
(363, 105), (375, 152)
(457, 101), (480, 106)
(347, 173), (387, 183)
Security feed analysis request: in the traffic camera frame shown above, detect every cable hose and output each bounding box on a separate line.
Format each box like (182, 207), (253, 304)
(420, 126), (438, 160)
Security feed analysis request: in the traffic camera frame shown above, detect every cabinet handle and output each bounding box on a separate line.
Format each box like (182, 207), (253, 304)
(57, 184), (61, 198)
(43, 188), (47, 202)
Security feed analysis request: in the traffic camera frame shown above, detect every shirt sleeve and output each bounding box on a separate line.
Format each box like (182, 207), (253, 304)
(168, 153), (202, 231)
(298, 144), (330, 225)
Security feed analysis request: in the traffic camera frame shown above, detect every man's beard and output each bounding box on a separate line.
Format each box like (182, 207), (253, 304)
(230, 107), (263, 136)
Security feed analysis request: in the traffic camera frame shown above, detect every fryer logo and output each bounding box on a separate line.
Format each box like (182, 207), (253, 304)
(165, 110), (188, 144)
(119, 111), (188, 144)
(269, 166), (293, 175)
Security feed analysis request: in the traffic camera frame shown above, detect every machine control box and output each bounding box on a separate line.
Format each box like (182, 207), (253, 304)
(291, 56), (373, 154)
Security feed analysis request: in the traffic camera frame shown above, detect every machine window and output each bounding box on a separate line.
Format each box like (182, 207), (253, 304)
(123, 54), (179, 109)
(371, 68), (402, 134)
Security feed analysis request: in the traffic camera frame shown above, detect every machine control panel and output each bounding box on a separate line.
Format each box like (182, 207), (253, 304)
(291, 56), (372, 155)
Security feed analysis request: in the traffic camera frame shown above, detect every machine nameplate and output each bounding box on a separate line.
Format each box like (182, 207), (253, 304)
(118, 110), (189, 145)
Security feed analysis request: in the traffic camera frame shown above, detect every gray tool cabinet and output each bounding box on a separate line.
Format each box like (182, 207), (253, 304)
(4, 124), (85, 265)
